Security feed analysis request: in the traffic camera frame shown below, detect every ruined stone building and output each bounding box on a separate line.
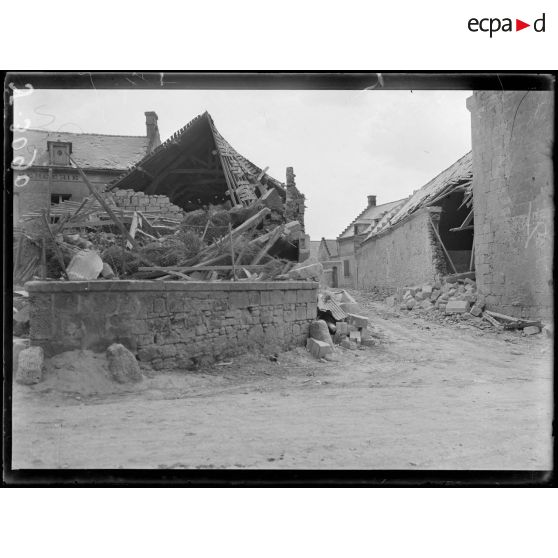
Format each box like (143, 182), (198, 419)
(337, 195), (405, 287)
(13, 112), (161, 224)
(468, 91), (553, 320)
(108, 111), (308, 260)
(352, 90), (552, 321)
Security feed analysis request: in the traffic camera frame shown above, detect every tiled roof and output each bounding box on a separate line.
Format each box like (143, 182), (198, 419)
(338, 198), (406, 240)
(363, 151), (472, 241)
(13, 129), (149, 170)
(321, 238), (339, 258)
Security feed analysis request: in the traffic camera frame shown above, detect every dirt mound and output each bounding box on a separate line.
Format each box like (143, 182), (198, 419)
(37, 350), (142, 397)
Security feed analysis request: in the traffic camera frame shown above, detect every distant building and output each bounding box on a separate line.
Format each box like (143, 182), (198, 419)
(13, 112), (161, 224)
(337, 195), (404, 287)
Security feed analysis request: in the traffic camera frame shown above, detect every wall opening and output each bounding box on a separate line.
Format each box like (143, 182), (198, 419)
(437, 191), (474, 273)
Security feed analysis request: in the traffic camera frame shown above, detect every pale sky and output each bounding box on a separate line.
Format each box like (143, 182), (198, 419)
(14, 89), (472, 239)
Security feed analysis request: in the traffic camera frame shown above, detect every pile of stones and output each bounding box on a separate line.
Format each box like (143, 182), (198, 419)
(396, 276), (484, 317)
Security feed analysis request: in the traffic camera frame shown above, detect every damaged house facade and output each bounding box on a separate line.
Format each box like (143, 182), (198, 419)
(17, 111), (319, 371)
(13, 112), (162, 224)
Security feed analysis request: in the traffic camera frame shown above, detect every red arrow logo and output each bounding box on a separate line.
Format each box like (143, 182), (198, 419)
(516, 19), (530, 31)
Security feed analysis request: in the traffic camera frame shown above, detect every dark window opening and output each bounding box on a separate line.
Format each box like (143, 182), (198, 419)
(51, 194), (71, 205)
(344, 259), (351, 277)
(437, 191), (474, 273)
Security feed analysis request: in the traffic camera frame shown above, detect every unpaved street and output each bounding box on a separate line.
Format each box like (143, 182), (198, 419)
(12, 292), (553, 470)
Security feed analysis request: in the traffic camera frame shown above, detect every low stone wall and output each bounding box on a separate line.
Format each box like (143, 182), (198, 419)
(26, 280), (318, 369)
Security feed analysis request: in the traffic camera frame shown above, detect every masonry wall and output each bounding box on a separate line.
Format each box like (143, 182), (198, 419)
(26, 280), (318, 369)
(14, 168), (117, 222)
(109, 188), (184, 220)
(468, 91), (554, 320)
(356, 207), (446, 290)
(337, 237), (357, 288)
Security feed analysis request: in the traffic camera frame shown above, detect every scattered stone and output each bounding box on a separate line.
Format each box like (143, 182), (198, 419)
(13, 338), (31, 371)
(347, 314), (369, 329)
(523, 326), (541, 336)
(420, 299), (433, 310)
(66, 249), (104, 281)
(422, 285), (433, 295)
(430, 289), (441, 302)
(469, 304), (483, 317)
(306, 337), (332, 359)
(340, 338), (354, 350)
(309, 320), (334, 347)
(16, 346), (44, 385)
(349, 330), (361, 343)
(406, 298), (416, 310)
(464, 278), (476, 286)
(445, 300), (470, 314)
(336, 322), (349, 335)
(106, 343), (142, 383)
(101, 262), (115, 279)
(361, 338), (375, 347)
(542, 325), (553, 338)
(326, 321), (337, 333)
(385, 296), (395, 306)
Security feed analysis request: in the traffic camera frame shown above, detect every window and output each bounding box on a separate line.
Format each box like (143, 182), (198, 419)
(344, 259), (351, 277)
(51, 194), (71, 205)
(48, 141), (72, 166)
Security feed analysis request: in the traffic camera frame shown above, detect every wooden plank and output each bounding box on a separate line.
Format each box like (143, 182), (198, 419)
(69, 155), (143, 252)
(251, 225), (284, 265)
(428, 214), (457, 274)
(449, 225), (474, 232)
(229, 223), (237, 281)
(485, 310), (520, 323)
(41, 210), (68, 279)
(168, 169), (224, 175)
(469, 240), (475, 272)
(139, 265), (266, 272)
(482, 313), (504, 329)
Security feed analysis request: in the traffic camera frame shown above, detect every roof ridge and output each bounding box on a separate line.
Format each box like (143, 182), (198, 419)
(337, 197), (407, 239)
(21, 128), (148, 139)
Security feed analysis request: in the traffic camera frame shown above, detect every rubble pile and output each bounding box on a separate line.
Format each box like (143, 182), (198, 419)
(390, 274), (545, 334)
(306, 289), (378, 359)
(14, 191), (313, 285)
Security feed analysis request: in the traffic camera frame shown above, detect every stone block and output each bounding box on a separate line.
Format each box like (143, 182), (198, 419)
(309, 320), (333, 346)
(469, 304), (483, 317)
(406, 298), (416, 310)
(347, 314), (369, 329)
(422, 285), (433, 295)
(106, 343), (142, 383)
(523, 326), (541, 336)
(385, 296), (395, 306)
(430, 289), (441, 302)
(13, 338), (31, 371)
(336, 321), (349, 335)
(361, 338), (375, 347)
(445, 300), (470, 314)
(66, 250), (104, 281)
(349, 330), (361, 343)
(340, 302), (360, 314)
(306, 337), (332, 359)
(16, 346), (44, 385)
(420, 299), (433, 310)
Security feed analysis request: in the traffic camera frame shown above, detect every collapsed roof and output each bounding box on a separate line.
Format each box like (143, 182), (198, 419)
(363, 151), (473, 241)
(108, 111), (286, 212)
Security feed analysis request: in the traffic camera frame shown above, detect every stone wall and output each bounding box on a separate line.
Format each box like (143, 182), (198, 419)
(356, 207), (447, 290)
(108, 188), (184, 220)
(26, 280), (318, 369)
(337, 237), (357, 288)
(467, 91), (553, 319)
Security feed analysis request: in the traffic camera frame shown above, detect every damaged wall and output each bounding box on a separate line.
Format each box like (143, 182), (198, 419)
(26, 280), (318, 368)
(356, 207), (448, 290)
(468, 91), (554, 320)
(108, 188), (184, 220)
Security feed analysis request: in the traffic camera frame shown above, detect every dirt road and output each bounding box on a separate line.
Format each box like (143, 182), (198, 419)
(11, 292), (553, 470)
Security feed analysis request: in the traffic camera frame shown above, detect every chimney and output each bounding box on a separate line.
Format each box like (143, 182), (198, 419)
(367, 195), (377, 207)
(145, 111), (161, 152)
